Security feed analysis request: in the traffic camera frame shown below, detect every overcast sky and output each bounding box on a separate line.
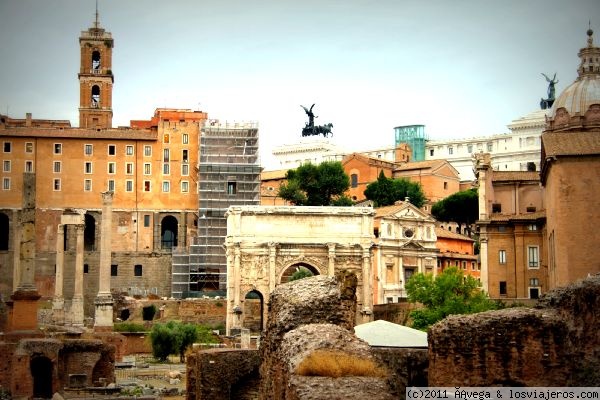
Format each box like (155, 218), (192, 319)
(0, 0), (598, 168)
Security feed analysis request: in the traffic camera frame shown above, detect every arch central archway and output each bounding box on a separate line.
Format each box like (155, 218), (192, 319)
(31, 356), (53, 399)
(279, 263), (320, 284)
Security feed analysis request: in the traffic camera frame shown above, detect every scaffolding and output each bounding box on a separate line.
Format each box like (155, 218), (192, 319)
(171, 121), (261, 299)
(394, 124), (428, 162)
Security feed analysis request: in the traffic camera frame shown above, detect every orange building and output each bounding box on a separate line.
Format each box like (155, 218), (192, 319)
(392, 159), (460, 204)
(434, 227), (480, 280)
(259, 169), (289, 206)
(342, 153), (396, 202)
(0, 16), (206, 315)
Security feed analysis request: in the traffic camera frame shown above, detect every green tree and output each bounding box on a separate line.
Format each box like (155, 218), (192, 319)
(149, 322), (217, 362)
(278, 161), (351, 206)
(289, 266), (314, 281)
(405, 267), (499, 331)
(431, 189), (478, 234)
(364, 171), (426, 208)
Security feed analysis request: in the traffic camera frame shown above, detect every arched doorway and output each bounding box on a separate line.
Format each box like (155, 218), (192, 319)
(243, 290), (264, 334)
(279, 263), (320, 284)
(84, 213), (96, 251)
(0, 212), (8, 250)
(161, 215), (178, 250)
(30, 356), (53, 399)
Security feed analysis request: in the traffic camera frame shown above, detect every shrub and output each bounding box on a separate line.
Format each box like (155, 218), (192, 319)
(296, 349), (387, 378)
(149, 322), (219, 362)
(142, 304), (157, 321)
(114, 322), (147, 332)
(289, 267), (314, 282)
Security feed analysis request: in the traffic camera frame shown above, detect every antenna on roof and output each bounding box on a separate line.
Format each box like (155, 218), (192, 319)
(94, 0), (99, 28)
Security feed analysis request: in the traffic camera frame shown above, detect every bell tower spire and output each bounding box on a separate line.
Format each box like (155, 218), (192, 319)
(78, 1), (114, 129)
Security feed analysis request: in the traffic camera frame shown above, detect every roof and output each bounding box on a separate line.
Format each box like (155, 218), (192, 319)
(374, 204), (407, 218)
(354, 319), (428, 348)
(393, 159), (446, 172)
(434, 227), (474, 242)
(342, 152), (396, 168)
(261, 169), (288, 180)
(0, 126), (157, 140)
(487, 210), (546, 222)
(491, 171), (540, 182)
(542, 131), (600, 157)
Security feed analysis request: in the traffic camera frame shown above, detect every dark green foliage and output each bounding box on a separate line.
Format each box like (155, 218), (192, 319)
(364, 171), (426, 208)
(431, 189), (478, 230)
(289, 267), (314, 281)
(142, 304), (157, 321)
(405, 267), (500, 331)
(278, 161), (351, 206)
(149, 321), (218, 362)
(113, 322), (147, 332)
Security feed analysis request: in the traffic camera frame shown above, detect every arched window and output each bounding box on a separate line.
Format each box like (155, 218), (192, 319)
(84, 213), (96, 251)
(350, 173), (358, 188)
(0, 213), (9, 250)
(91, 85), (100, 107)
(92, 50), (101, 71)
(161, 215), (178, 250)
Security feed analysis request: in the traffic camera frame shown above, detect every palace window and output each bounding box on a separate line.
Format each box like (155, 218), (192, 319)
(163, 149), (170, 162)
(53, 178), (61, 191)
(53, 161), (61, 173)
(182, 133), (189, 144)
(3, 160), (10, 172)
(134, 264), (143, 277)
(125, 180), (133, 192)
(163, 163), (170, 175)
(54, 143), (62, 154)
(143, 214), (151, 227)
(182, 149), (188, 163)
(162, 181), (170, 192)
(181, 181), (189, 193)
(108, 162), (116, 174)
(181, 164), (189, 176)
(144, 181), (151, 192)
(84, 144), (93, 155)
(3, 142), (11, 153)
(107, 179), (115, 192)
(528, 246), (539, 268)
(25, 142), (33, 153)
(144, 145), (152, 157)
(25, 160), (33, 172)
(85, 162), (93, 174)
(499, 250), (507, 264)
(3, 178), (10, 190)
(108, 145), (116, 156)
(126, 145), (134, 155)
(84, 179), (92, 192)
(144, 163), (151, 175)
(126, 162), (134, 175)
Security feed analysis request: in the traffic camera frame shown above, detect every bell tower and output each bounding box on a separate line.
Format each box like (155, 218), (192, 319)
(78, 4), (113, 129)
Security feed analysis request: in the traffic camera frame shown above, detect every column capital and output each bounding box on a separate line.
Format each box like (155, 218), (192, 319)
(101, 190), (114, 204)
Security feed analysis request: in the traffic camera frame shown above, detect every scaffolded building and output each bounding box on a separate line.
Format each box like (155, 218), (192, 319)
(172, 121), (261, 298)
(394, 124), (428, 162)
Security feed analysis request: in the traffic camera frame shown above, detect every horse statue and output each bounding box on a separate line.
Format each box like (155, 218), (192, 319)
(300, 104), (333, 138)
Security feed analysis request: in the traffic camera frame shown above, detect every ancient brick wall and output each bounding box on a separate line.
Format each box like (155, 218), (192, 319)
(186, 348), (260, 400)
(428, 274), (600, 386)
(372, 348), (428, 399)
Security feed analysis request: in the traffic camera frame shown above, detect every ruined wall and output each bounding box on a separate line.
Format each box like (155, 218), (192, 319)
(372, 348), (428, 399)
(186, 348), (260, 400)
(429, 274), (600, 386)
(259, 272), (395, 400)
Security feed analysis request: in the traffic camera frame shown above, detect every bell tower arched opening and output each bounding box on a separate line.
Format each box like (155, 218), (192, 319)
(92, 50), (101, 71)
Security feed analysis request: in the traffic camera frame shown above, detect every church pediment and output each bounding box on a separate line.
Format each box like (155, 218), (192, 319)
(387, 203), (434, 222)
(401, 241), (425, 250)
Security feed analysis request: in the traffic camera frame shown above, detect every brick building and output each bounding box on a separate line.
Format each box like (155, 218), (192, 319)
(0, 16), (206, 315)
(342, 153), (396, 202)
(476, 27), (600, 298)
(392, 159), (460, 205)
(435, 227), (480, 280)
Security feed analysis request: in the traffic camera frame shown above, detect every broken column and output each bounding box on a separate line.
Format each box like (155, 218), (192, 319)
(70, 223), (85, 326)
(94, 191), (114, 331)
(9, 172), (41, 331)
(52, 224), (65, 324)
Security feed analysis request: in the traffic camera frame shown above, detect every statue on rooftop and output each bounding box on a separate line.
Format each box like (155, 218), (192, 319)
(300, 104), (333, 138)
(540, 73), (559, 110)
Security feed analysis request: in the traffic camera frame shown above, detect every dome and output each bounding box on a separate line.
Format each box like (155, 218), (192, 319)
(547, 28), (600, 131)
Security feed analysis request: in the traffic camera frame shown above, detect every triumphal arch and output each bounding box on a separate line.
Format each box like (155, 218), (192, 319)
(224, 205), (375, 335)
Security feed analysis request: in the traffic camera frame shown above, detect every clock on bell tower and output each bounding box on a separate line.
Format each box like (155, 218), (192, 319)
(78, 7), (114, 129)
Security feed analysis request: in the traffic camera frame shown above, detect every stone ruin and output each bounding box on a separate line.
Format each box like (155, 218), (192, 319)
(428, 273), (600, 386)
(259, 270), (395, 399)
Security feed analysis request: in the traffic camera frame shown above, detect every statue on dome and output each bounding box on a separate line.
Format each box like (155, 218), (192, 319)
(540, 73), (559, 110)
(300, 104), (333, 138)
